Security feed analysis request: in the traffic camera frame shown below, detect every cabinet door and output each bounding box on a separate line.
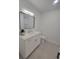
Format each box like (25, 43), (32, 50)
(24, 36), (40, 58)
(19, 38), (25, 58)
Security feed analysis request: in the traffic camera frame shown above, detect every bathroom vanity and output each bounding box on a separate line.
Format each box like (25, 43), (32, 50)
(19, 31), (41, 59)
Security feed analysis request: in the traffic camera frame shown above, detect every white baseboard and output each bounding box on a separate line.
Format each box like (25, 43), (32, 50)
(44, 39), (60, 48)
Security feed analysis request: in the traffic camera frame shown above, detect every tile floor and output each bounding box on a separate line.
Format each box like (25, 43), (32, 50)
(20, 40), (59, 59)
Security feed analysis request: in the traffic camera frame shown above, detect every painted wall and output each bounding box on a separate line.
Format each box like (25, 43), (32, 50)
(39, 9), (60, 45)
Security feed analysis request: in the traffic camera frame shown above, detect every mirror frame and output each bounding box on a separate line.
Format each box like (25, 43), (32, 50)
(19, 11), (35, 30)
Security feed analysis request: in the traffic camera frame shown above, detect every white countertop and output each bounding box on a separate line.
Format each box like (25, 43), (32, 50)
(19, 31), (41, 40)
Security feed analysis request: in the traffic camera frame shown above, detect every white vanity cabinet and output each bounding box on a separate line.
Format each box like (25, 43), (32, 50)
(19, 31), (41, 59)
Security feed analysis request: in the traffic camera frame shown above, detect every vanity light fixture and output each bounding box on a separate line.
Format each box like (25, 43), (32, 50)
(21, 9), (34, 16)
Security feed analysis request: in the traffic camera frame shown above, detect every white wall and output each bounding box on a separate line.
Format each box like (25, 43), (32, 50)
(19, 0), (40, 31)
(39, 9), (60, 45)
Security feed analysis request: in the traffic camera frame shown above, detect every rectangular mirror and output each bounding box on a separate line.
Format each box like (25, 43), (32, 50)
(19, 10), (35, 30)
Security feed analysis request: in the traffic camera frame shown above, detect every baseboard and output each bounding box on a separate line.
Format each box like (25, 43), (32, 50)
(44, 39), (60, 48)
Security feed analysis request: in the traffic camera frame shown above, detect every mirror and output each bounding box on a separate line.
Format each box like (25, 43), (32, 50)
(19, 10), (35, 30)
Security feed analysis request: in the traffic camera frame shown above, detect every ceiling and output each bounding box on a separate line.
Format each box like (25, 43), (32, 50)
(24, 0), (60, 13)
